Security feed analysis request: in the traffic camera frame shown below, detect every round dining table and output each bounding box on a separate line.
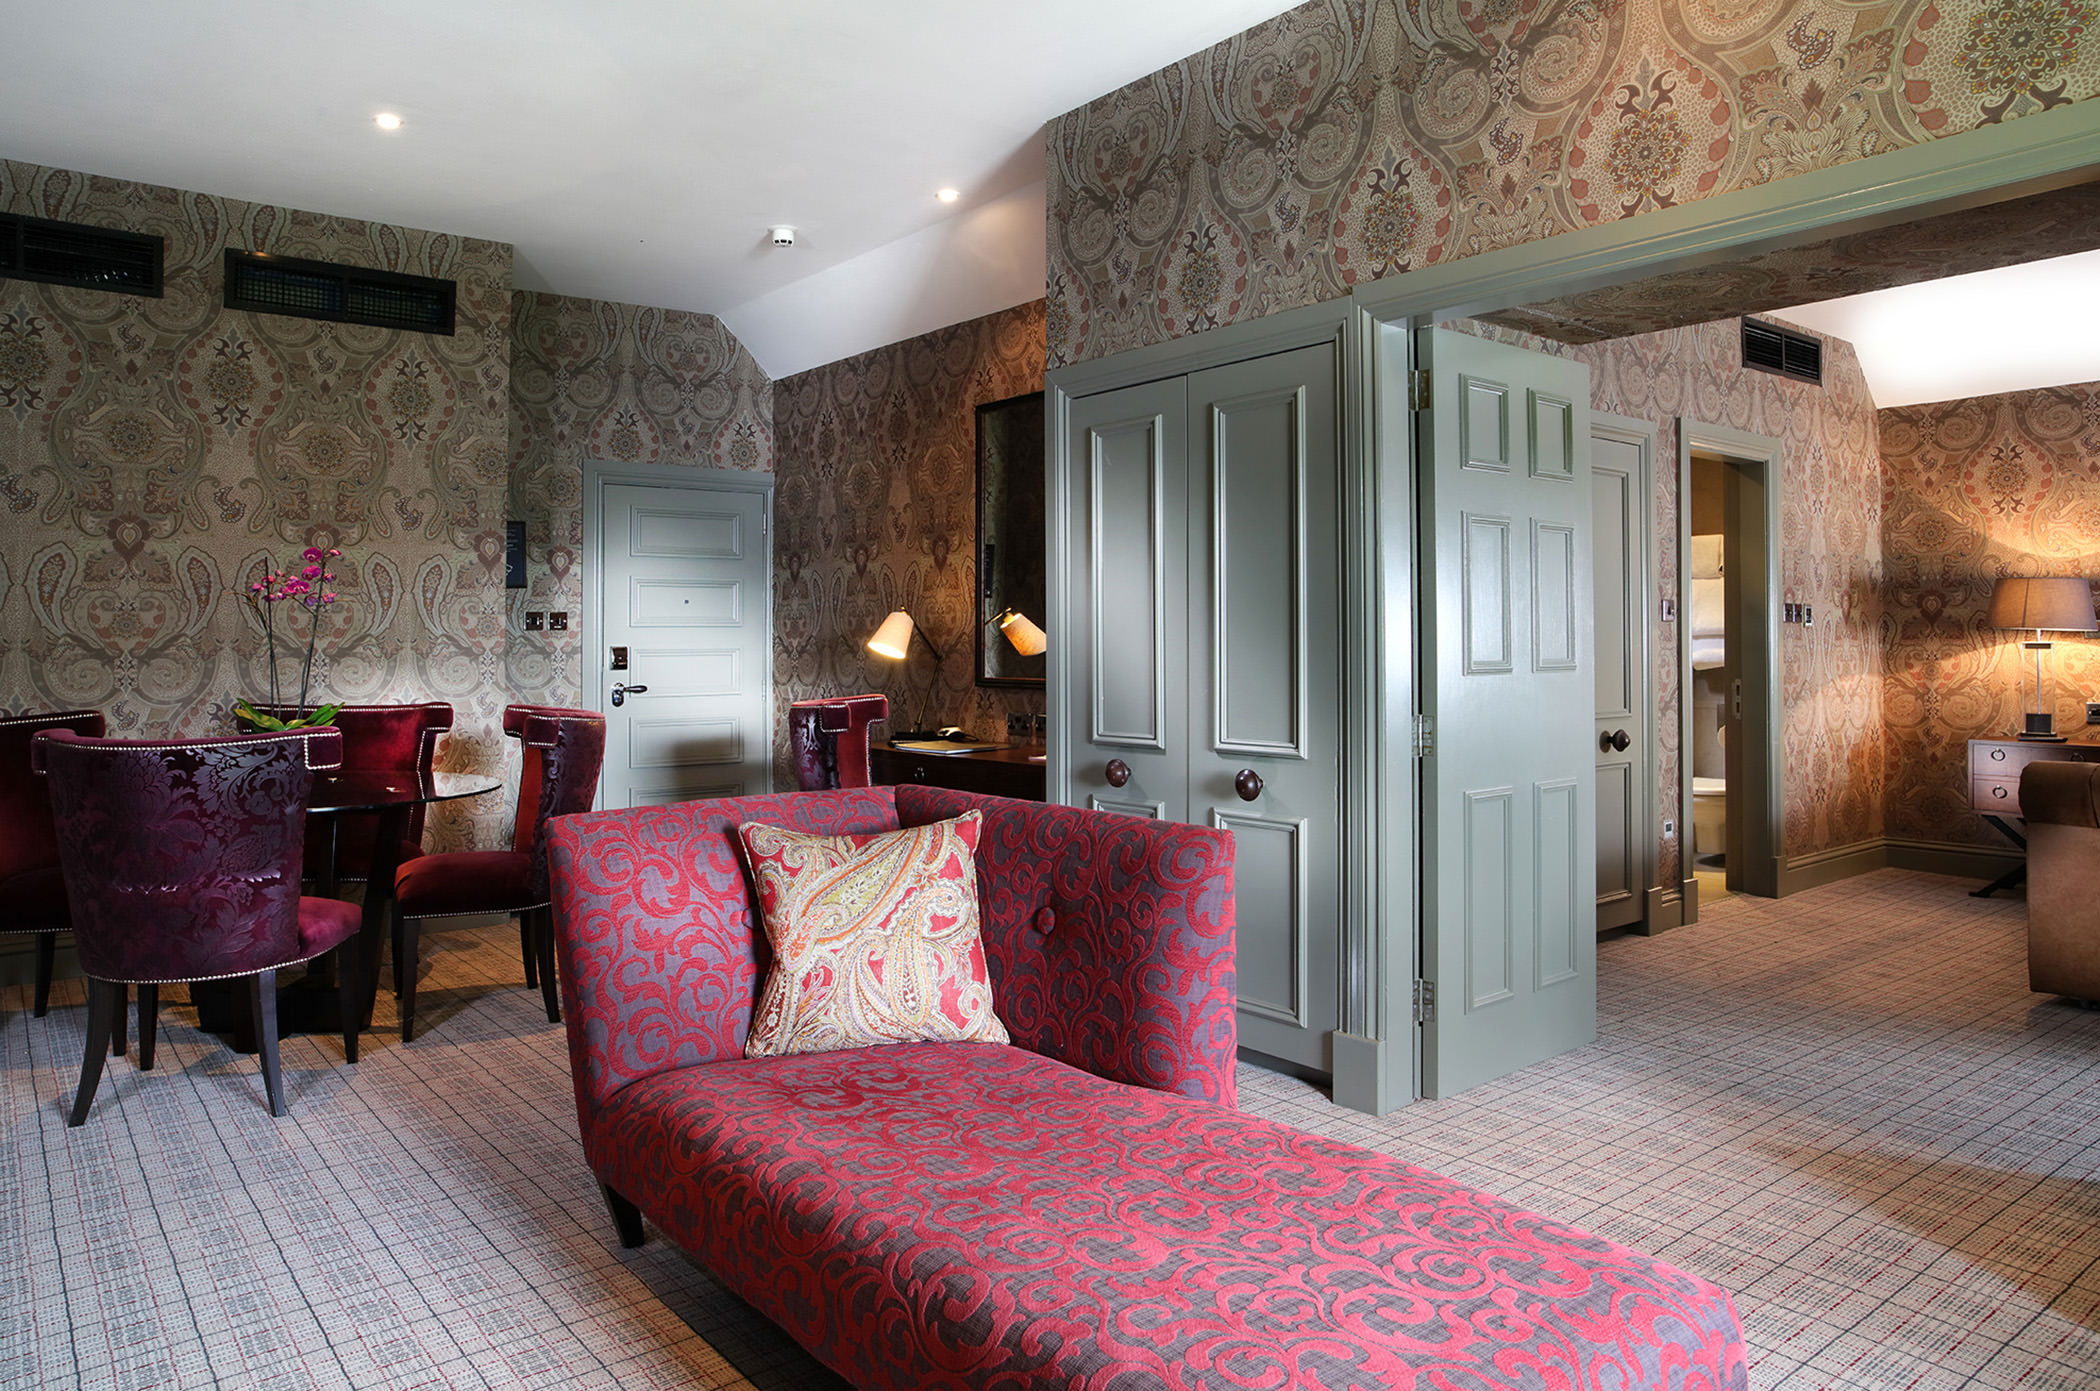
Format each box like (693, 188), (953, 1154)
(195, 768), (504, 1049)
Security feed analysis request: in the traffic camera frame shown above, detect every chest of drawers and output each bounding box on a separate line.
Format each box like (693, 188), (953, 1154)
(1969, 738), (2100, 818)
(868, 742), (1047, 801)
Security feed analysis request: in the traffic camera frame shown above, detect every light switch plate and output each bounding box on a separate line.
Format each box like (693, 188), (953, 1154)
(548, 611), (568, 631)
(2087, 701), (2100, 725)
(1662, 819), (1675, 839)
(523, 611), (545, 631)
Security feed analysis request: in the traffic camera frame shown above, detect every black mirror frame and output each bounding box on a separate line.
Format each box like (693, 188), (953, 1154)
(974, 389), (1047, 691)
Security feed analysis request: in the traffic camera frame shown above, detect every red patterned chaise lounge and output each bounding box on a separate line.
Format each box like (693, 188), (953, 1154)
(547, 787), (1747, 1390)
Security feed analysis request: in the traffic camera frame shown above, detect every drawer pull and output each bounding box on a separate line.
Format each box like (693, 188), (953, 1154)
(1991, 748), (2008, 761)
(1992, 785), (2009, 799)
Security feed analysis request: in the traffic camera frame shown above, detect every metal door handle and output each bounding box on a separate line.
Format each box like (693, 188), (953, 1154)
(1234, 769), (1263, 801)
(1601, 729), (1630, 752)
(1104, 758), (1131, 787)
(610, 682), (649, 708)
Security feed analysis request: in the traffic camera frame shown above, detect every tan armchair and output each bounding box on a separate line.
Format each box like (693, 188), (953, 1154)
(2018, 761), (2100, 1002)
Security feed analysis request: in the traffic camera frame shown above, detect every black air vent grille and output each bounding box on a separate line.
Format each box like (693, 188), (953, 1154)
(1742, 318), (1822, 385)
(0, 213), (163, 297)
(224, 250), (455, 335)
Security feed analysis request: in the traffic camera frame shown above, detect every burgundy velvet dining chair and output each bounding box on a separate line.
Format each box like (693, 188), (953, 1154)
(390, 705), (605, 1042)
(245, 701), (453, 883)
(787, 693), (888, 790)
(1, 709), (106, 1021)
(35, 727), (363, 1125)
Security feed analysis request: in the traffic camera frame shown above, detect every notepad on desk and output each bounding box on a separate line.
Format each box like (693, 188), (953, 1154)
(890, 738), (1007, 755)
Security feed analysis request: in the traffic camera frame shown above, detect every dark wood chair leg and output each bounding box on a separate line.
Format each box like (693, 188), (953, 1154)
(520, 916), (538, 989)
(32, 935), (56, 1018)
(398, 909), (421, 1044)
(68, 979), (117, 1127)
(136, 985), (158, 1071)
(112, 983), (126, 1057)
(535, 906), (561, 1024)
(250, 970), (287, 1117)
(335, 937), (362, 1066)
(601, 1184), (646, 1248)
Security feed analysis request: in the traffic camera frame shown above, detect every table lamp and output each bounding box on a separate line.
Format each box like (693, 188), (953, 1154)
(991, 608), (1047, 657)
(866, 609), (945, 739)
(1987, 576), (2098, 741)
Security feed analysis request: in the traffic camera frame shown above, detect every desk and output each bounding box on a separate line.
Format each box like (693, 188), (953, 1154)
(197, 770), (502, 1045)
(869, 742), (1046, 801)
(1968, 738), (2100, 897)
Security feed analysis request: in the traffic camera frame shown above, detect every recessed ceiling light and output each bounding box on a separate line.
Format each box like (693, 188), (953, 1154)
(936, 188), (960, 203)
(374, 113), (403, 131)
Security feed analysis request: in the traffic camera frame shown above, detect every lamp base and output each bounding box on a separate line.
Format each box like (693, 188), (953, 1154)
(2021, 711), (2065, 741)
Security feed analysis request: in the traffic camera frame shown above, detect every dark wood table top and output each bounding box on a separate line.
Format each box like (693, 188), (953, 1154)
(872, 741), (1047, 766)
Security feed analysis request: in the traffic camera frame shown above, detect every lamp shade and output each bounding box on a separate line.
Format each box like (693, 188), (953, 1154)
(1986, 577), (2098, 633)
(867, 610), (915, 660)
(997, 609), (1048, 657)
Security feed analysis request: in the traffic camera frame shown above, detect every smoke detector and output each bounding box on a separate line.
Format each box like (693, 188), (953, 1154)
(768, 225), (796, 247)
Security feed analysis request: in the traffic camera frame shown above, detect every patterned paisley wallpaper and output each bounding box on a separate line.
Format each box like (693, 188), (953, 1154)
(0, 158), (514, 851)
(1883, 384), (2100, 847)
(1045, 0), (2100, 368)
(772, 301), (1047, 788)
(505, 292), (773, 709)
(1457, 315), (1885, 890)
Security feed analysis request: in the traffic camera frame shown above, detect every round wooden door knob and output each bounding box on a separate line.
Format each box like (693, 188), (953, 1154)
(1235, 769), (1263, 801)
(1104, 758), (1132, 787)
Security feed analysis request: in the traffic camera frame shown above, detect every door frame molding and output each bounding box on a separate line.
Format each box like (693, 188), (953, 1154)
(1678, 422), (1785, 902)
(580, 459), (777, 802)
(1592, 412), (1661, 933)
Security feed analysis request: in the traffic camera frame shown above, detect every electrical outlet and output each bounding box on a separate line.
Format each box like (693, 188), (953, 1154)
(1006, 713), (1032, 739)
(1033, 714), (1047, 738)
(2087, 701), (2100, 725)
(1803, 605), (1812, 626)
(1783, 602), (1798, 623)
(523, 611), (545, 631)
(548, 611), (568, 631)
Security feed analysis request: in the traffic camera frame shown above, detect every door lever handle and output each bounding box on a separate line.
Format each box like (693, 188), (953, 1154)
(610, 682), (649, 708)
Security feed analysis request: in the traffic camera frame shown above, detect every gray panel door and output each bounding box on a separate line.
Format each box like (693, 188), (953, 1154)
(1592, 428), (1646, 931)
(599, 481), (772, 807)
(1417, 326), (1596, 1098)
(1062, 377), (1189, 824)
(1187, 345), (1341, 1070)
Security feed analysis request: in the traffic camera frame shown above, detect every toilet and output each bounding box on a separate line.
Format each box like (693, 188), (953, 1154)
(1692, 776), (1727, 863)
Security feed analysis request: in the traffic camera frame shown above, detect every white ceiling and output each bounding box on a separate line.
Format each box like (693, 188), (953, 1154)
(1772, 248), (2100, 409)
(2, 0), (1302, 379)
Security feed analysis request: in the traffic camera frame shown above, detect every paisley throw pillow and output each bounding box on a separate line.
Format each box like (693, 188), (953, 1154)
(739, 810), (1010, 1057)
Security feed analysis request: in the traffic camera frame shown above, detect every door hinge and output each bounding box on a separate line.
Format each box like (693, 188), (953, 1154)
(1409, 368), (1432, 411)
(1412, 978), (1436, 1024)
(1412, 712), (1434, 758)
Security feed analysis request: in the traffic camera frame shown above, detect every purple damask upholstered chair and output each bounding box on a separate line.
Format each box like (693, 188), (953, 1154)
(390, 705), (605, 1042)
(1, 709), (107, 1022)
(246, 701), (453, 883)
(34, 727), (363, 1125)
(788, 694), (888, 790)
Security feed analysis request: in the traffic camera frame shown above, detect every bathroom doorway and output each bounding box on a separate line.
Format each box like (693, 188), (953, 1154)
(1680, 424), (1782, 902)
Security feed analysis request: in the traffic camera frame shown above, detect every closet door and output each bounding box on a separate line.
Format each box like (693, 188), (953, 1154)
(1061, 378), (1190, 822)
(1187, 345), (1342, 1070)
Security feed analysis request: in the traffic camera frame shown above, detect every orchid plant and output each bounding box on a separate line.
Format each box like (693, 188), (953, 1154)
(234, 546), (346, 731)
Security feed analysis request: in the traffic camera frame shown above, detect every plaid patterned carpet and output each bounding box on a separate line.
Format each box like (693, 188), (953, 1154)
(3, 868), (2097, 1389)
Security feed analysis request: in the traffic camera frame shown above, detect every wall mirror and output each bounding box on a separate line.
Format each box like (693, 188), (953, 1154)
(975, 390), (1047, 688)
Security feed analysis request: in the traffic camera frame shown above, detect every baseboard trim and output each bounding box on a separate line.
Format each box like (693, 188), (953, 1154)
(1638, 885), (1685, 935)
(1777, 839), (1889, 896)
(1883, 837), (2022, 885)
(0, 934), (79, 991)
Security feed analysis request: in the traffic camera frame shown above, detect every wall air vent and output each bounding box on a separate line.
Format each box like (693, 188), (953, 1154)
(1741, 318), (1822, 385)
(0, 212), (163, 297)
(224, 249), (455, 335)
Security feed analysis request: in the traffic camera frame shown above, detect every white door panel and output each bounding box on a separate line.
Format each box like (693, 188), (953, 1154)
(598, 479), (772, 809)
